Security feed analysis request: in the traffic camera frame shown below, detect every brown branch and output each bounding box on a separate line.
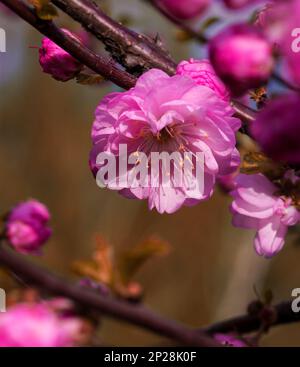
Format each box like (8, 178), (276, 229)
(202, 300), (300, 335)
(51, 0), (177, 75)
(3, 0), (257, 126)
(50, 0), (257, 127)
(272, 72), (300, 93)
(0, 243), (220, 347)
(0, 0), (136, 90)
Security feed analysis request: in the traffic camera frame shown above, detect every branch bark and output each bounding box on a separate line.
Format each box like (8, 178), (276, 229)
(0, 243), (220, 347)
(203, 300), (300, 335)
(0, 0), (136, 90)
(51, 0), (177, 75)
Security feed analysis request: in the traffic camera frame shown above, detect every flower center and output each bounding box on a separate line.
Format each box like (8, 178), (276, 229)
(155, 125), (176, 143)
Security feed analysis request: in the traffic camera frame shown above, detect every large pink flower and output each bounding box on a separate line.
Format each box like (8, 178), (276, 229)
(90, 69), (240, 214)
(230, 174), (300, 258)
(0, 303), (82, 347)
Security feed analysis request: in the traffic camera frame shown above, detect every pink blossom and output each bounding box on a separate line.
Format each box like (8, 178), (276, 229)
(230, 174), (300, 258)
(218, 170), (238, 193)
(258, 0), (300, 85)
(6, 199), (52, 254)
(0, 303), (81, 347)
(209, 24), (274, 96)
(155, 0), (211, 20)
(251, 94), (300, 165)
(39, 29), (83, 82)
(221, 0), (264, 9)
(90, 69), (240, 214)
(214, 333), (248, 347)
(176, 59), (230, 101)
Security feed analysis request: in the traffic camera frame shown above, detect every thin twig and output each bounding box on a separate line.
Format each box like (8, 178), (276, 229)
(272, 72), (300, 93)
(0, 243), (220, 347)
(202, 300), (300, 335)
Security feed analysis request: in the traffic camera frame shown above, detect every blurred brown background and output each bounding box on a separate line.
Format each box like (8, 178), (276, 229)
(0, 0), (300, 346)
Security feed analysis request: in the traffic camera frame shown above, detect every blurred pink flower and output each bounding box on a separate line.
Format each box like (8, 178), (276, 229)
(39, 29), (83, 82)
(251, 94), (300, 165)
(230, 174), (300, 258)
(0, 303), (81, 347)
(258, 0), (300, 85)
(6, 199), (52, 254)
(90, 69), (240, 214)
(209, 24), (274, 96)
(176, 59), (230, 101)
(155, 0), (211, 20)
(214, 333), (248, 347)
(222, 0), (264, 10)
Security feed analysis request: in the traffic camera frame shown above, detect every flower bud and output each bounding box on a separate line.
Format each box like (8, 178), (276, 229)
(5, 199), (52, 254)
(209, 24), (274, 96)
(176, 58), (230, 100)
(251, 94), (300, 165)
(155, 0), (211, 20)
(39, 29), (83, 82)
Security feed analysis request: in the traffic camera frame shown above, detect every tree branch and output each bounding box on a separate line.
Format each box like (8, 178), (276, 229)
(0, 0), (136, 90)
(203, 300), (300, 335)
(3, 0), (257, 127)
(0, 243), (220, 347)
(51, 0), (177, 75)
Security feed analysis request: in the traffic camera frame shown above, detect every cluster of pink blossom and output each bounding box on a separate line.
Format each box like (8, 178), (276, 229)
(33, 0), (300, 259)
(0, 301), (82, 347)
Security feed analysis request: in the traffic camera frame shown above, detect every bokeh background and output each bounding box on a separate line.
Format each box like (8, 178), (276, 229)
(0, 0), (300, 346)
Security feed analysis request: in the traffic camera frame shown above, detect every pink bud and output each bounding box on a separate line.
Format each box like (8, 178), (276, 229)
(176, 58), (230, 100)
(155, 0), (211, 20)
(39, 29), (83, 82)
(209, 24), (274, 96)
(5, 199), (52, 254)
